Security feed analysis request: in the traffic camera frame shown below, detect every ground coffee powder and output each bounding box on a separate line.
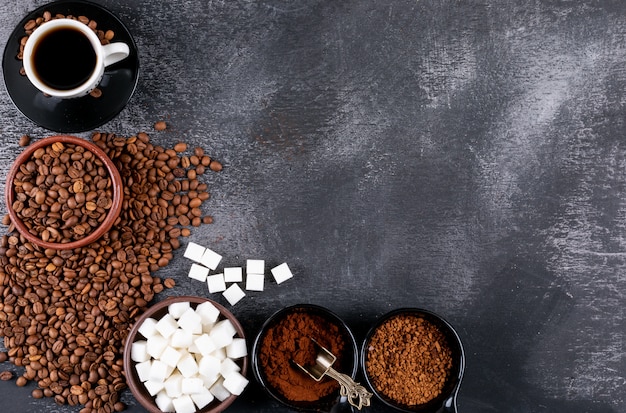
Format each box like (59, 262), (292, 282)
(259, 311), (346, 402)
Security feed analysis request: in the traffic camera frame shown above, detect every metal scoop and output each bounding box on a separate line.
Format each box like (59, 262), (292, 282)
(295, 338), (372, 410)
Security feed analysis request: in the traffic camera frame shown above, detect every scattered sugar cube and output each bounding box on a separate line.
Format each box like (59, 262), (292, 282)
(223, 267), (243, 283)
(182, 377), (204, 394)
(245, 273), (264, 291)
(195, 301), (220, 326)
(220, 357), (241, 377)
(168, 302), (191, 319)
(177, 353), (199, 378)
(155, 391), (175, 413)
(177, 308), (203, 334)
(146, 334), (169, 359)
(144, 380), (165, 397)
(170, 329), (194, 349)
(194, 334), (216, 356)
(207, 273), (226, 293)
(222, 283), (245, 306)
(222, 371), (249, 396)
(172, 394), (196, 413)
(155, 313), (179, 338)
(188, 263), (210, 282)
(200, 247), (222, 270)
(149, 359), (170, 382)
(138, 317), (159, 339)
(271, 262), (293, 284)
(190, 387), (215, 409)
(135, 360), (152, 383)
(160, 346), (183, 368)
(183, 242), (206, 262)
(209, 379), (231, 402)
(198, 354), (221, 380)
(246, 259), (264, 275)
(164, 372), (183, 398)
(131, 340), (150, 363)
(226, 338), (248, 359)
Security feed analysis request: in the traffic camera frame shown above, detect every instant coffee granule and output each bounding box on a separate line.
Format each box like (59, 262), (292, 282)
(259, 312), (346, 402)
(365, 314), (453, 406)
(0, 130), (221, 413)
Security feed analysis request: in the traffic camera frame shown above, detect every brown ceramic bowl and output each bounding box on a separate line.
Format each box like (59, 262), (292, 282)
(123, 296), (249, 413)
(5, 135), (123, 250)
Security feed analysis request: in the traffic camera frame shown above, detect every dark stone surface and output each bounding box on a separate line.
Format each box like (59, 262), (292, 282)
(0, 0), (625, 412)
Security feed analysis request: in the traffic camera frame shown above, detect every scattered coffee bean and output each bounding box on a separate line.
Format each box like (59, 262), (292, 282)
(0, 351), (7, 362)
(16, 376), (27, 387)
(89, 88), (103, 98)
(18, 135), (30, 147)
(173, 142), (187, 152)
(154, 121), (167, 131)
(0, 129), (223, 412)
(0, 370), (13, 380)
(209, 159), (223, 172)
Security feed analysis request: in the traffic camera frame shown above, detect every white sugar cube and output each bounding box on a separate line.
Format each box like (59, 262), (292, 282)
(160, 346), (183, 368)
(188, 263), (210, 282)
(226, 338), (248, 359)
(207, 273), (226, 293)
(223, 267), (243, 283)
(222, 283), (245, 306)
(196, 301), (220, 326)
(209, 379), (231, 402)
(223, 371), (249, 396)
(198, 354), (221, 380)
(155, 313), (179, 338)
(164, 372), (183, 398)
(177, 353), (199, 378)
(135, 360), (152, 383)
(194, 334), (216, 355)
(138, 317), (159, 339)
(149, 359), (170, 382)
(245, 273), (264, 291)
(271, 262), (293, 284)
(155, 391), (175, 413)
(144, 380), (165, 397)
(168, 302), (191, 319)
(220, 357), (241, 377)
(209, 319), (237, 348)
(187, 334), (201, 354)
(170, 329), (194, 349)
(182, 377), (204, 394)
(172, 395), (196, 413)
(190, 387), (215, 409)
(131, 340), (150, 363)
(177, 308), (203, 334)
(146, 334), (169, 359)
(212, 347), (227, 360)
(183, 242), (206, 262)
(200, 247), (222, 270)
(246, 259), (264, 275)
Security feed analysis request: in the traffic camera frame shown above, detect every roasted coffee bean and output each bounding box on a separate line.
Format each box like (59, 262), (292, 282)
(154, 121), (167, 131)
(0, 370), (13, 380)
(19, 135), (31, 147)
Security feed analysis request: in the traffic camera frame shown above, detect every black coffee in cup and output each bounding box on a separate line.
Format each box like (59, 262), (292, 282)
(31, 26), (96, 90)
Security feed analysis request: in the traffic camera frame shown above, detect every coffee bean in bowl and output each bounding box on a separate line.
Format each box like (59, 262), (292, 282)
(5, 135), (123, 250)
(123, 296), (249, 413)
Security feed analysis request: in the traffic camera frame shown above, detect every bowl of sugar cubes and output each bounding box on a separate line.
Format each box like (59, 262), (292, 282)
(123, 296), (249, 413)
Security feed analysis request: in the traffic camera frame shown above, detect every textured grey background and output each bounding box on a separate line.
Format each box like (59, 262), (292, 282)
(0, 0), (625, 412)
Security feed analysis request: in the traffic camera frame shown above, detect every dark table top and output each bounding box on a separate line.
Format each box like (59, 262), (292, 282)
(0, 0), (625, 412)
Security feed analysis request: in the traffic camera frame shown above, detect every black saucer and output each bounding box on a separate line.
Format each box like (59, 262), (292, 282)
(2, 0), (139, 133)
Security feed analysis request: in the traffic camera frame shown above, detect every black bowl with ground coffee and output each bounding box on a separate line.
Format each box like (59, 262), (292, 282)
(361, 308), (465, 413)
(252, 304), (358, 412)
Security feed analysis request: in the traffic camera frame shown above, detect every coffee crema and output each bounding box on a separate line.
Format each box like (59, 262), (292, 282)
(31, 27), (96, 90)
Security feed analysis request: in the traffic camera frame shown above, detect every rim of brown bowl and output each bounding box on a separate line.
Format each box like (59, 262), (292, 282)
(123, 296), (249, 413)
(5, 135), (123, 250)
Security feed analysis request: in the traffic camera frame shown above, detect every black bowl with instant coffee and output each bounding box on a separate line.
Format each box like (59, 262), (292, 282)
(361, 308), (465, 413)
(252, 304), (359, 412)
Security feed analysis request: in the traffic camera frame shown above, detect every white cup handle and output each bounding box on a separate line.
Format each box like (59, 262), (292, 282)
(102, 42), (130, 67)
